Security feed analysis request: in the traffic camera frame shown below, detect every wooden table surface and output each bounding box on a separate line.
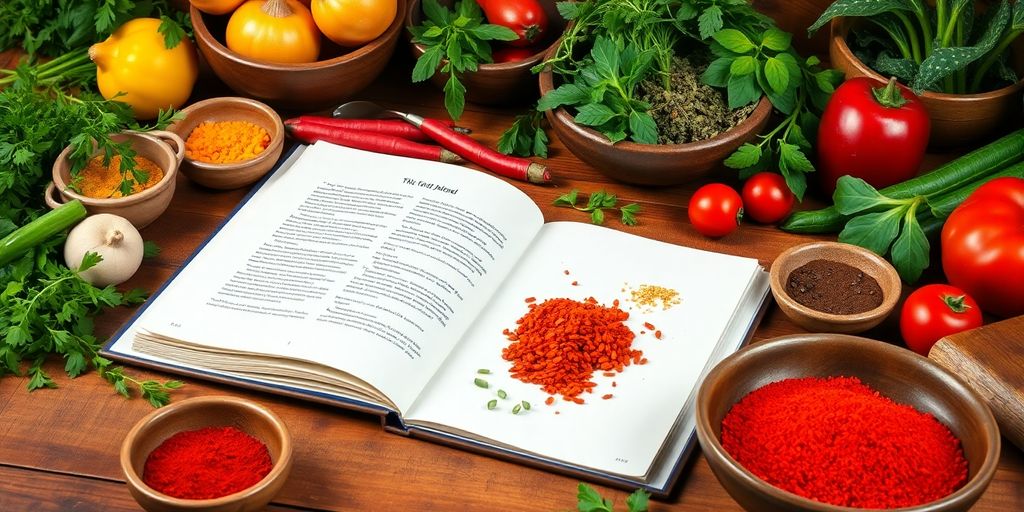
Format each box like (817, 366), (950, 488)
(1, 2), (1023, 510)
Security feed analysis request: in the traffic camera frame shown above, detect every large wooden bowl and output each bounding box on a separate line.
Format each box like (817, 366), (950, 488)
(696, 334), (1000, 512)
(538, 52), (773, 186)
(406, 0), (566, 106)
(190, 0), (407, 110)
(121, 396), (294, 512)
(831, 18), (1024, 148)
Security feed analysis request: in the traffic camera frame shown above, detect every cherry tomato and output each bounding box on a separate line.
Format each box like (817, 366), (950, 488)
(817, 77), (930, 195)
(900, 284), (983, 356)
(941, 177), (1024, 317)
(492, 46), (537, 63)
(741, 172), (795, 224)
(476, 0), (548, 47)
(688, 184), (743, 238)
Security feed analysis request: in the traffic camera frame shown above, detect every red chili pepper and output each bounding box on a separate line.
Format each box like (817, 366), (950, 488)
(285, 123), (464, 164)
(287, 117), (434, 142)
(417, 118), (550, 184)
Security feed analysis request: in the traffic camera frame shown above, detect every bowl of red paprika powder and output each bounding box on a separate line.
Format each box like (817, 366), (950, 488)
(120, 396), (294, 512)
(695, 334), (1000, 512)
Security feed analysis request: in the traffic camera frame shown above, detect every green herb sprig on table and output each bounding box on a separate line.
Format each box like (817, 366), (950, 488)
(498, 110), (550, 158)
(809, 0), (1024, 94)
(409, 0), (518, 120)
(554, 189), (641, 226)
(576, 483), (649, 512)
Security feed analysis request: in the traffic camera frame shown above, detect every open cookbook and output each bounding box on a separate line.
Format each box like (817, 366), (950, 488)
(104, 141), (770, 495)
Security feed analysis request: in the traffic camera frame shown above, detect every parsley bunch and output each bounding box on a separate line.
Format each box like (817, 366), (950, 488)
(554, 189), (641, 226)
(576, 483), (649, 512)
(409, 0), (518, 120)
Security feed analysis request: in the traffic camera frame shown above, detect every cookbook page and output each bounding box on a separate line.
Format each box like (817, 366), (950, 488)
(405, 222), (762, 477)
(108, 142), (544, 412)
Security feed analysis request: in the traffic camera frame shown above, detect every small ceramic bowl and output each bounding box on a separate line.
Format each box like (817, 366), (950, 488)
(538, 50), (773, 186)
(168, 97), (285, 190)
(190, 0), (407, 110)
(407, 0), (567, 105)
(121, 396), (293, 512)
(769, 241), (901, 334)
(48, 130), (183, 229)
(696, 334), (1001, 512)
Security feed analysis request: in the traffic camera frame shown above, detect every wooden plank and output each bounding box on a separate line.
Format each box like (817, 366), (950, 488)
(0, 464), (298, 512)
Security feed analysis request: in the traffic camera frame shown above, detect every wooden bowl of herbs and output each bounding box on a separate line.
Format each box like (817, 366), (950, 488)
(168, 96), (285, 190)
(538, 46), (773, 186)
(47, 130), (184, 229)
(769, 241), (902, 334)
(696, 333), (1000, 512)
(121, 396), (293, 512)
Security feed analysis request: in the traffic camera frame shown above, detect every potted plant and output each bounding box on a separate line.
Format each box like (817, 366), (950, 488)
(535, 0), (841, 195)
(812, 0), (1024, 147)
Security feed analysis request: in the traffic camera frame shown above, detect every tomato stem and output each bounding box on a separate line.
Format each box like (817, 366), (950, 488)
(872, 77), (908, 109)
(942, 294), (970, 314)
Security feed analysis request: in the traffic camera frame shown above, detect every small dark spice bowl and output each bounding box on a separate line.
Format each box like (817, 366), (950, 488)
(696, 334), (1001, 512)
(120, 396), (293, 512)
(769, 241), (901, 334)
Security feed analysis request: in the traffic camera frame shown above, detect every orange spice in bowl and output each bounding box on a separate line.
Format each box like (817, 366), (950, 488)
(76, 154), (165, 198)
(184, 120), (270, 164)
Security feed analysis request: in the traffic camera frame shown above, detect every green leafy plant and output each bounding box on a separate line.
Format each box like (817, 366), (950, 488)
(539, 37), (659, 144)
(409, 0), (518, 120)
(536, 0), (841, 198)
(575, 483), (649, 512)
(810, 0), (1024, 94)
(498, 110), (550, 158)
(554, 189), (641, 226)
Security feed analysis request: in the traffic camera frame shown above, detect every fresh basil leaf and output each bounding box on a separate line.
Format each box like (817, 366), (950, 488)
(469, 24), (519, 41)
(412, 46), (444, 82)
(763, 56), (790, 93)
(574, 103), (618, 126)
(592, 37), (621, 78)
(730, 55), (757, 76)
(702, 57), (733, 87)
(537, 83), (590, 110)
(890, 215), (930, 283)
(727, 73), (760, 108)
(834, 176), (891, 215)
(628, 111), (658, 144)
(838, 208), (904, 255)
(422, 0), (449, 25)
(724, 143), (763, 169)
(443, 75), (466, 121)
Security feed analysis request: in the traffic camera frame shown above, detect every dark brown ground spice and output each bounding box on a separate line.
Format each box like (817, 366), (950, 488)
(637, 56), (756, 144)
(785, 259), (883, 314)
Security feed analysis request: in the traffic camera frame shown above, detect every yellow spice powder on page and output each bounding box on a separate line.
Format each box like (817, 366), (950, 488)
(185, 121), (270, 164)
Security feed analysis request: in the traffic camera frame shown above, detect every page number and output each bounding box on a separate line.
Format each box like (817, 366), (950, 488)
(169, 322), (182, 328)
(615, 457), (629, 464)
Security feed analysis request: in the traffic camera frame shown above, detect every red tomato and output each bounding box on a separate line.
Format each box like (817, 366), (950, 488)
(741, 172), (795, 224)
(476, 0), (548, 47)
(817, 77), (930, 195)
(900, 284), (983, 356)
(941, 176), (1024, 317)
(492, 46), (536, 63)
(688, 184), (743, 238)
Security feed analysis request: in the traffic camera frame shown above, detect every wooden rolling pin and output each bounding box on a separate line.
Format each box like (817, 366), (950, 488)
(929, 315), (1024, 452)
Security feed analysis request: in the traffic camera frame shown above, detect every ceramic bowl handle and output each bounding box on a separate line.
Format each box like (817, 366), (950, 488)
(150, 130), (186, 163)
(44, 182), (66, 210)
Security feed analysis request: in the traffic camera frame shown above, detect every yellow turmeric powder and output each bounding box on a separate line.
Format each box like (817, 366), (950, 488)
(76, 154), (164, 199)
(185, 121), (270, 164)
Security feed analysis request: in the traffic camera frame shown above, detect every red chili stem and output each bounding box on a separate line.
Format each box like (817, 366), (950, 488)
(417, 118), (551, 184)
(285, 123), (464, 164)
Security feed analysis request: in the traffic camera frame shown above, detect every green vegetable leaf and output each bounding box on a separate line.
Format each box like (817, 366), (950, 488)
(590, 208), (605, 225)
(444, 75), (467, 121)
(422, 0), (449, 25)
(158, 15), (187, 50)
(537, 83), (591, 111)
(412, 46), (445, 82)
(727, 73), (760, 108)
(761, 28), (792, 51)
(833, 176), (891, 215)
(77, 252), (103, 273)
(620, 203), (641, 226)
(554, 190), (579, 207)
(497, 110), (549, 157)
(143, 241), (161, 259)
(27, 365), (56, 390)
(839, 208), (904, 255)
(557, 1), (580, 20)
(731, 56), (757, 76)
(913, 0), (1011, 92)
(724, 144), (763, 169)
(577, 483), (614, 512)
(575, 104), (618, 126)
(702, 57), (733, 87)
(628, 111), (658, 144)
(713, 29), (755, 54)
(626, 489), (650, 512)
(763, 57), (790, 93)
(890, 213), (930, 283)
(778, 143), (814, 201)
(698, 6), (725, 39)
(807, 0), (914, 34)
(469, 24), (519, 41)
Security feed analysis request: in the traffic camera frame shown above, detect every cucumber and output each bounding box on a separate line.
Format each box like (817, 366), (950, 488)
(782, 128), (1024, 233)
(0, 200), (87, 266)
(927, 162), (1024, 219)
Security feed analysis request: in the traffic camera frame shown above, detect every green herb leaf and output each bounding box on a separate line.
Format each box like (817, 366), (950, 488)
(575, 104), (618, 127)
(620, 203), (641, 226)
(143, 241), (161, 259)
(537, 83), (591, 111)
(422, 0), (449, 24)
(761, 28), (792, 51)
(778, 143), (814, 201)
(890, 213), (930, 283)
(444, 75), (467, 121)
(730, 56), (757, 76)
(698, 6), (725, 39)
(469, 24), (519, 41)
(724, 144), (763, 169)
(590, 208), (605, 225)
(763, 57), (790, 94)
(554, 190), (579, 207)
(577, 483), (615, 512)
(626, 489), (650, 512)
(833, 176), (891, 215)
(702, 57), (733, 87)
(412, 46), (445, 82)
(713, 29), (755, 54)
(727, 73), (760, 109)
(839, 208), (905, 255)
(628, 111), (658, 144)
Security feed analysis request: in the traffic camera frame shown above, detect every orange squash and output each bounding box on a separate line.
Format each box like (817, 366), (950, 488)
(226, 0), (321, 63)
(311, 0), (397, 47)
